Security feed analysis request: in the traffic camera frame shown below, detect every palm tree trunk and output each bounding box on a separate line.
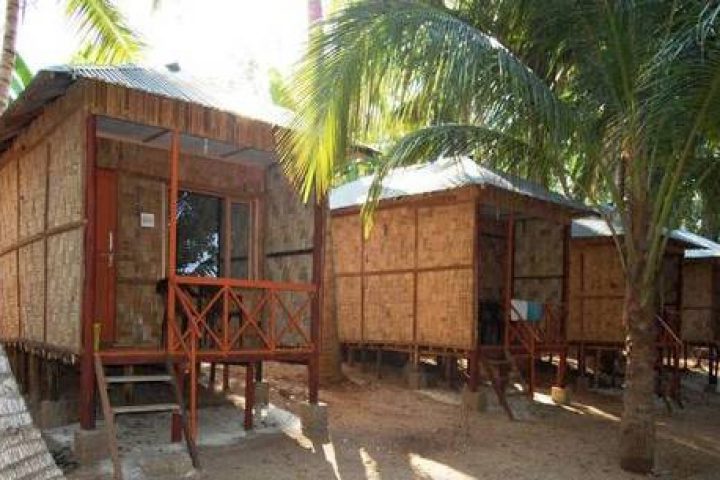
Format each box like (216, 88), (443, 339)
(619, 227), (657, 473)
(320, 197), (343, 383)
(0, 0), (20, 113)
(0, 346), (64, 478)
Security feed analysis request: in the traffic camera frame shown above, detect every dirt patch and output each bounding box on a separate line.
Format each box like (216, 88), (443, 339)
(65, 362), (720, 479)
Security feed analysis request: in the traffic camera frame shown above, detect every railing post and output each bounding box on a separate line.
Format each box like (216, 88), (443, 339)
(167, 129), (180, 353)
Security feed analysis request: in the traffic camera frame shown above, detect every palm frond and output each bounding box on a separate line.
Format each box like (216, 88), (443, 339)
(65, 0), (144, 64)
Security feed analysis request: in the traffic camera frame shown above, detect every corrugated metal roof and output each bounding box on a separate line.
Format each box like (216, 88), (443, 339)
(330, 157), (589, 213)
(0, 64), (292, 155)
(571, 216), (720, 257)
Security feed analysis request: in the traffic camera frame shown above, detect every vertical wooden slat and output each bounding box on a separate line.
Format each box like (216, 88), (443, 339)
(80, 114), (97, 430)
(503, 214), (515, 350)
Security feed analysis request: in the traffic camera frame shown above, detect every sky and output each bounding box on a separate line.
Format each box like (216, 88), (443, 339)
(15, 0), (314, 102)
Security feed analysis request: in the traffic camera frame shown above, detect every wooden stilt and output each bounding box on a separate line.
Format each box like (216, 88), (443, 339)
(209, 363), (217, 388)
(28, 353), (40, 406)
(171, 362), (184, 443)
(308, 355), (319, 404)
(556, 348), (568, 388)
(223, 363), (230, 392)
(80, 114), (98, 430)
(255, 361), (263, 383)
(244, 363), (255, 430)
(375, 350), (382, 379)
(468, 351), (479, 392)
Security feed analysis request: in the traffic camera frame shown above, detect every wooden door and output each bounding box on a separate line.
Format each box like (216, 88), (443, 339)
(95, 169), (118, 344)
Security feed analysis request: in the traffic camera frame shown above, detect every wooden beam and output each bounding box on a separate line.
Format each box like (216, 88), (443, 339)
(141, 128), (169, 143)
(80, 114), (97, 430)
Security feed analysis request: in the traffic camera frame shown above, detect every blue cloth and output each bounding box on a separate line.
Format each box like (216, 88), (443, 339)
(526, 301), (543, 322)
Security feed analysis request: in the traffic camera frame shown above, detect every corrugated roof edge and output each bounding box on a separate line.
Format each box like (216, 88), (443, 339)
(330, 157), (594, 215)
(0, 64), (295, 156)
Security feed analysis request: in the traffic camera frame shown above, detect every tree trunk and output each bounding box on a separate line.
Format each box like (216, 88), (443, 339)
(319, 197), (344, 383)
(0, 346), (64, 478)
(0, 0), (20, 113)
(619, 252), (658, 473)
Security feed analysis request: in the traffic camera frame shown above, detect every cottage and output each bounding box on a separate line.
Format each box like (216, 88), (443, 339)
(329, 158), (588, 413)
(0, 65), (325, 467)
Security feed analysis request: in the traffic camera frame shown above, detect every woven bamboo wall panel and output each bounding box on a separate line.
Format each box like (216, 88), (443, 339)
(363, 273), (414, 343)
(682, 262), (712, 308)
(661, 255), (681, 306)
(265, 164), (314, 254)
(336, 276), (362, 342)
(364, 207), (415, 273)
(479, 231), (506, 301)
(331, 215), (362, 274)
(416, 269), (473, 348)
(0, 159), (17, 251)
(46, 110), (84, 228)
(514, 219), (564, 278)
(681, 309), (714, 344)
(576, 297), (624, 343)
(87, 82), (276, 152)
(514, 278), (563, 303)
(18, 146), (47, 239)
(19, 240), (44, 343)
(96, 139), (263, 194)
(115, 282), (164, 345)
(116, 174), (165, 281)
(45, 228), (83, 351)
(417, 202), (474, 268)
(0, 252), (18, 340)
(265, 254), (313, 283)
(579, 243), (623, 295)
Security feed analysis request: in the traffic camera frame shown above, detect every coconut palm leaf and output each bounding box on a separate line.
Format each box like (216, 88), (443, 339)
(65, 0), (144, 64)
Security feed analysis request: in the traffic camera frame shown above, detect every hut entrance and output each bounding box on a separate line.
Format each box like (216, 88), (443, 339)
(477, 213), (510, 346)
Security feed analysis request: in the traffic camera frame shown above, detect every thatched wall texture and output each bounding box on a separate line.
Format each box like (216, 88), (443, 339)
(681, 260), (719, 343)
(0, 104), (85, 354)
(513, 218), (565, 303)
(0, 252), (18, 340)
(333, 200), (476, 350)
(568, 240), (681, 344)
(263, 164), (316, 345)
(478, 216), (506, 302)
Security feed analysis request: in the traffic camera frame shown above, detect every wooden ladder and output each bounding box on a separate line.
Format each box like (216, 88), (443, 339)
(478, 348), (529, 420)
(94, 354), (200, 479)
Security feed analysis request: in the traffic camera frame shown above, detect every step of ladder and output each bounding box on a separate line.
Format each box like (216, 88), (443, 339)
(106, 374), (173, 384)
(94, 354), (200, 479)
(113, 403), (180, 415)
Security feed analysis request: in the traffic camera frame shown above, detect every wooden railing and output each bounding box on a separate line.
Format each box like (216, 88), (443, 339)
(166, 276), (318, 438)
(167, 276), (317, 357)
(505, 302), (565, 350)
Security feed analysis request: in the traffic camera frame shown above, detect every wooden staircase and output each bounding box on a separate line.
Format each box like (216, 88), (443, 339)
(655, 314), (683, 412)
(94, 354), (200, 479)
(477, 347), (530, 420)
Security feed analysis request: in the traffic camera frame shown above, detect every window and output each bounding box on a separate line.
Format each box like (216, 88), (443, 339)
(176, 191), (254, 278)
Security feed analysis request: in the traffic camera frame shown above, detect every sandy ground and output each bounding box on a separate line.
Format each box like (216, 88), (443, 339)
(60, 361), (720, 480)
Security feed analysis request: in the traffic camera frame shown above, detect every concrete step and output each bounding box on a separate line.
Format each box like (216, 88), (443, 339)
(112, 403), (179, 415)
(105, 374), (173, 384)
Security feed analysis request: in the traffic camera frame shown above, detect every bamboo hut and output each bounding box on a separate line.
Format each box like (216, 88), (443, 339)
(568, 218), (718, 393)
(681, 243), (720, 387)
(330, 158), (589, 403)
(0, 65), (325, 450)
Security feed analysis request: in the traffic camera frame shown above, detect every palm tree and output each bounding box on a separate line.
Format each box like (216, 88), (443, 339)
(0, 0), (144, 113)
(279, 1), (720, 473)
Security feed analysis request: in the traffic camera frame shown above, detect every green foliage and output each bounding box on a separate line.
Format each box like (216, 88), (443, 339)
(65, 0), (144, 64)
(9, 54), (32, 100)
(280, 0), (720, 283)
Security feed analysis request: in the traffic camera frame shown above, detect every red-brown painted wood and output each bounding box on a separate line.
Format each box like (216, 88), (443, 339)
(80, 114), (98, 430)
(95, 169), (118, 344)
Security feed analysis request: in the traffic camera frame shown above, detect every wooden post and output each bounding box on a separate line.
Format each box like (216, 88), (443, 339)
(244, 363), (255, 430)
(167, 129), (179, 352)
(468, 350), (479, 392)
(171, 362), (184, 443)
(473, 198), (482, 349)
(503, 214), (515, 349)
(223, 363), (230, 392)
(209, 363), (217, 388)
(28, 353), (40, 406)
(80, 114), (97, 430)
